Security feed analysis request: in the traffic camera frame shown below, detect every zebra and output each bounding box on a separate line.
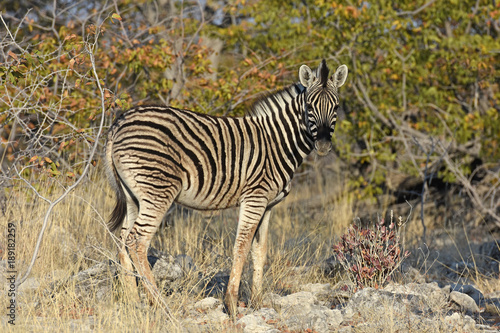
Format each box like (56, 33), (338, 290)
(104, 59), (348, 315)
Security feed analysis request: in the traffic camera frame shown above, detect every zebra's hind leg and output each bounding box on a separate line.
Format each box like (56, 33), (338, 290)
(250, 209), (272, 305)
(225, 198), (268, 317)
(128, 196), (178, 306)
(118, 195), (140, 301)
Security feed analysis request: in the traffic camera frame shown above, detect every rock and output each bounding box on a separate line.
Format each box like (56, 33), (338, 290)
(383, 282), (450, 311)
(198, 271), (229, 297)
(265, 291), (317, 310)
(237, 308), (280, 333)
(349, 287), (404, 316)
(347, 287), (405, 319)
(299, 283), (333, 306)
(282, 306), (342, 333)
(182, 299), (228, 332)
(205, 304), (228, 323)
(175, 254), (196, 272)
(338, 326), (352, 333)
(344, 287), (451, 332)
(262, 291), (342, 332)
(148, 249), (183, 284)
(444, 312), (476, 331)
(449, 291), (480, 313)
(299, 283), (331, 295)
(449, 283), (484, 306)
(193, 297), (220, 312)
(261, 293), (282, 308)
(252, 308), (279, 322)
(346, 283), (451, 324)
(63, 260), (118, 301)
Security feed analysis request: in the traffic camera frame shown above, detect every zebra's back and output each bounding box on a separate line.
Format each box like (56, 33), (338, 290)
(106, 105), (271, 212)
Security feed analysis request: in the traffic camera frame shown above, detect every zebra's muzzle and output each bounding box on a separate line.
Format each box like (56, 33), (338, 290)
(315, 139), (332, 156)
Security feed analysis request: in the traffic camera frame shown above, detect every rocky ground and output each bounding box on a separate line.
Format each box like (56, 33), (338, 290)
(9, 240), (500, 333)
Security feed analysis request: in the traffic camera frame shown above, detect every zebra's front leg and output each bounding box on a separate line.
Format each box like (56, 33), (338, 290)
(250, 209), (271, 304)
(225, 198), (268, 317)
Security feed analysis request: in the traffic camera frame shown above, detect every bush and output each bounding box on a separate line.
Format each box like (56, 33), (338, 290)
(333, 214), (410, 290)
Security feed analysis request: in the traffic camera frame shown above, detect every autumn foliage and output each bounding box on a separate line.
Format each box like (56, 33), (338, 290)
(1, 0), (499, 224)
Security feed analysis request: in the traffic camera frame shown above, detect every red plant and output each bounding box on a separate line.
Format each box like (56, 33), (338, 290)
(332, 217), (410, 290)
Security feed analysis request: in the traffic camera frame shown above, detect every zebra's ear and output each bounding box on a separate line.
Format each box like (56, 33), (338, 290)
(299, 65), (314, 88)
(332, 64), (348, 88)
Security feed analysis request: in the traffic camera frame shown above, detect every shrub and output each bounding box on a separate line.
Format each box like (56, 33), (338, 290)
(332, 213), (410, 290)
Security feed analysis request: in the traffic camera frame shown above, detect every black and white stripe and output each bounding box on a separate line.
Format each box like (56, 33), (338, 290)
(104, 59), (348, 314)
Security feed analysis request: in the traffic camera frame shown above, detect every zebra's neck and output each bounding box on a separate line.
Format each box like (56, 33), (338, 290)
(248, 83), (314, 164)
(249, 83), (306, 118)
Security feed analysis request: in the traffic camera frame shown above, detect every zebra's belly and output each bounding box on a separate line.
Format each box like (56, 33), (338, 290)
(175, 185), (241, 210)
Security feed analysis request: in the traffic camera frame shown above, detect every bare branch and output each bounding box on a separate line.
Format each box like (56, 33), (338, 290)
(16, 22), (108, 289)
(397, 0), (437, 17)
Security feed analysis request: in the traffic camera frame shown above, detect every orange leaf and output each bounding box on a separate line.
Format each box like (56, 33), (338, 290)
(8, 51), (18, 61)
(64, 34), (77, 41)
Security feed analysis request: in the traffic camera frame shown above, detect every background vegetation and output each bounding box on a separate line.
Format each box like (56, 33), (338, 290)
(2, 0), (499, 226)
(1, 0), (500, 330)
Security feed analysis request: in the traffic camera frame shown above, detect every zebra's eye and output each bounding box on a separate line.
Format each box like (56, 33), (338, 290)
(306, 103), (312, 110)
(333, 104), (339, 111)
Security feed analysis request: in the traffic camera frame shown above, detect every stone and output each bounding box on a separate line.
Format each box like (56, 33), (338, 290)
(201, 272), (229, 297)
(260, 290), (344, 332)
(193, 297), (221, 311)
(444, 312), (477, 331)
(175, 254), (196, 272)
(149, 250), (184, 284)
(65, 260), (118, 301)
(448, 283), (484, 306)
(449, 291), (480, 313)
(268, 291), (317, 311)
(237, 309), (280, 333)
(383, 282), (450, 311)
(448, 261), (475, 278)
(252, 307), (279, 322)
(299, 283), (331, 296)
(280, 304), (342, 333)
(182, 301), (228, 332)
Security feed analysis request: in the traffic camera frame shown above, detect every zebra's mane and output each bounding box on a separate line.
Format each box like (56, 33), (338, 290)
(247, 83), (306, 118)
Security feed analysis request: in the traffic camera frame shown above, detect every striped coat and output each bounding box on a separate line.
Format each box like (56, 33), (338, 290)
(105, 60), (348, 315)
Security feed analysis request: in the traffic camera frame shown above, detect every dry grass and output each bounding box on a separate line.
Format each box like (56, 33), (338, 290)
(0, 166), (355, 331)
(1, 166), (498, 332)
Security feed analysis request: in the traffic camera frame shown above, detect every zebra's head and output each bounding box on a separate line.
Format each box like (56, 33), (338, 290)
(299, 60), (348, 156)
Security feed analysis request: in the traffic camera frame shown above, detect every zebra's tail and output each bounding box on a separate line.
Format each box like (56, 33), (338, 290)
(105, 128), (127, 233)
